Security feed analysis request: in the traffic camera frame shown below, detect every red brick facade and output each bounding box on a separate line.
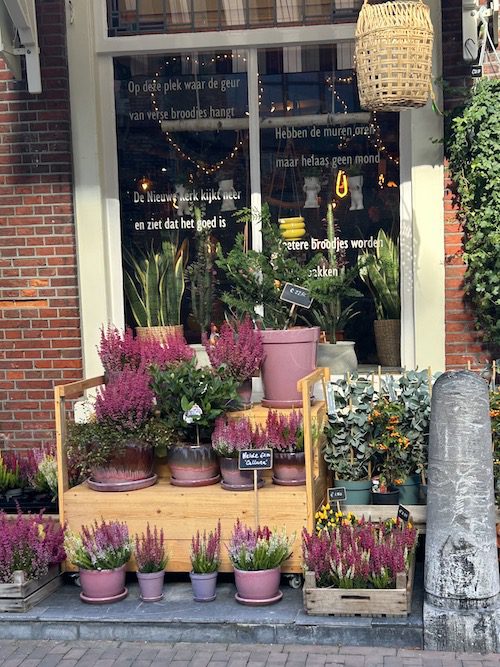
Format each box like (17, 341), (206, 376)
(0, 0), (81, 452)
(0, 1), (497, 449)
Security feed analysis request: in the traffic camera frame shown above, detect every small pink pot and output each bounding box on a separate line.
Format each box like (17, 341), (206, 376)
(137, 570), (165, 602)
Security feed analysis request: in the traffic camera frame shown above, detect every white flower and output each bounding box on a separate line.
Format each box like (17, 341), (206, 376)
(183, 403), (203, 424)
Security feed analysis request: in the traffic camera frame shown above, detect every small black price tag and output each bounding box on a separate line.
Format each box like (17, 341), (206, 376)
(280, 282), (313, 309)
(471, 65), (482, 78)
(398, 505), (410, 523)
(238, 448), (273, 470)
(328, 487), (346, 502)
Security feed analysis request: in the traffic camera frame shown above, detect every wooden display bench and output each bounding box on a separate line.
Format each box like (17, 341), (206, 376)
(55, 368), (331, 574)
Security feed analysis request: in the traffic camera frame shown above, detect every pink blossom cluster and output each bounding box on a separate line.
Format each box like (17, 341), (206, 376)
(227, 519), (272, 566)
(98, 324), (194, 380)
(302, 519), (417, 589)
(79, 519), (132, 570)
(190, 520), (222, 574)
(0, 510), (66, 583)
(211, 417), (267, 457)
(203, 316), (264, 382)
(265, 410), (303, 453)
(135, 523), (167, 573)
(94, 365), (154, 430)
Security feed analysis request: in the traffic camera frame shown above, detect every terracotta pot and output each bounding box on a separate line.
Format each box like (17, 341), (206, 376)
(167, 443), (220, 487)
(79, 564), (127, 604)
(137, 570), (165, 602)
(260, 327), (320, 408)
(219, 456), (263, 491)
(273, 451), (306, 486)
(88, 440), (156, 492)
(233, 566), (282, 604)
(189, 571), (218, 602)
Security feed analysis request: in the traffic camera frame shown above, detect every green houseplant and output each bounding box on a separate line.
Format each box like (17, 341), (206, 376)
(447, 78), (500, 348)
(123, 232), (188, 339)
(358, 229), (401, 367)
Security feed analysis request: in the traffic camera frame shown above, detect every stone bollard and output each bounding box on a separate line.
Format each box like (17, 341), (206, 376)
(424, 371), (500, 652)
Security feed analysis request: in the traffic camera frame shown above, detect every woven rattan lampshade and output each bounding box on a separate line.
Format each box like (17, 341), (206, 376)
(355, 0), (434, 111)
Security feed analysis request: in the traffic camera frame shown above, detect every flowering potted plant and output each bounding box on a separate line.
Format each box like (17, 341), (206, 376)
(302, 511), (417, 615)
(211, 417), (266, 491)
(264, 410), (305, 486)
(227, 519), (294, 605)
(0, 446), (58, 514)
(67, 364), (170, 492)
(189, 520), (222, 602)
(134, 523), (167, 602)
(149, 358), (239, 486)
(64, 519), (132, 604)
(0, 510), (65, 612)
(216, 206), (320, 408)
(203, 315), (264, 408)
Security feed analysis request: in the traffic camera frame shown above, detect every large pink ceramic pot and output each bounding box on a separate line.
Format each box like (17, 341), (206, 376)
(260, 327), (320, 408)
(88, 440), (157, 492)
(79, 564), (127, 604)
(233, 566), (282, 605)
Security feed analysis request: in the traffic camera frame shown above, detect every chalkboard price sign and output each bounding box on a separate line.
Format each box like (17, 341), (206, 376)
(397, 505), (410, 523)
(238, 449), (273, 470)
(328, 487), (346, 502)
(280, 283), (313, 309)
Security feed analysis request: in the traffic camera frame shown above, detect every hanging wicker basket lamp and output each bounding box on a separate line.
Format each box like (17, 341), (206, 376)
(355, 0), (434, 111)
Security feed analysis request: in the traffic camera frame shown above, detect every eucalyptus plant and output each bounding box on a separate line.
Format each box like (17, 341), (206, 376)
(358, 229), (400, 320)
(123, 233), (188, 327)
(447, 78), (500, 345)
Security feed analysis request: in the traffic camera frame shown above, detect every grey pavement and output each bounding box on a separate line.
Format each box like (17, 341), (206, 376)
(0, 641), (499, 667)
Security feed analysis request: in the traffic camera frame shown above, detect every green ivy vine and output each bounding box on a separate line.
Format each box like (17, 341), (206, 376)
(447, 78), (500, 345)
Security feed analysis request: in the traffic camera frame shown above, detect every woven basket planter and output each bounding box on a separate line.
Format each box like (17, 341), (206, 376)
(374, 319), (401, 367)
(355, 0), (434, 111)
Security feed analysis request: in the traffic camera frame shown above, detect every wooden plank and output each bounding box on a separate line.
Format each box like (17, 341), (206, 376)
(0, 574), (61, 612)
(0, 567), (59, 599)
(57, 375), (104, 399)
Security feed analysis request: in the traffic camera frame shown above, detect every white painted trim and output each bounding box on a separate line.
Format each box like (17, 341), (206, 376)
(247, 49), (262, 253)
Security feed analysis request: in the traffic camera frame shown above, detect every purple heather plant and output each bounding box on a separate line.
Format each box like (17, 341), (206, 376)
(94, 365), (154, 431)
(302, 517), (417, 589)
(190, 520), (222, 574)
(211, 417), (265, 458)
(64, 519), (132, 570)
(134, 523), (167, 573)
(264, 410), (304, 453)
(203, 316), (264, 383)
(0, 510), (66, 583)
(228, 519), (294, 571)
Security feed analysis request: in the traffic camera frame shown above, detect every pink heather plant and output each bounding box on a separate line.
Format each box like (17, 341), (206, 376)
(94, 365), (154, 431)
(211, 417), (265, 458)
(0, 510), (66, 583)
(265, 410), (304, 453)
(228, 519), (294, 571)
(203, 316), (264, 383)
(190, 521), (222, 574)
(64, 519), (132, 570)
(135, 523), (167, 573)
(302, 517), (417, 589)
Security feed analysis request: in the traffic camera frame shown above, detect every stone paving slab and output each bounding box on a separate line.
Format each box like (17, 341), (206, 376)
(0, 641), (498, 667)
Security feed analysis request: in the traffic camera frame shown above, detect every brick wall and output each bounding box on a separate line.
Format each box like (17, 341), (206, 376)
(0, 0), (81, 453)
(441, 0), (499, 370)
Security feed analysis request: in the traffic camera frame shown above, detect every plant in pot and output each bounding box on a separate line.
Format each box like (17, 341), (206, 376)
(306, 203), (362, 374)
(123, 232), (189, 342)
(203, 315), (264, 408)
(67, 364), (170, 491)
(264, 410), (306, 486)
(0, 510), (65, 608)
(358, 229), (401, 368)
(189, 520), (222, 602)
(64, 519), (132, 604)
(134, 523), (168, 602)
(0, 451), (23, 502)
(323, 375), (375, 504)
(227, 519), (295, 605)
(211, 416), (266, 491)
(149, 358), (239, 486)
(216, 205), (321, 408)
(186, 214), (217, 344)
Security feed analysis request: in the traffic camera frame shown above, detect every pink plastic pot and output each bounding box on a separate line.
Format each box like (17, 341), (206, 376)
(260, 327), (320, 408)
(137, 570), (165, 602)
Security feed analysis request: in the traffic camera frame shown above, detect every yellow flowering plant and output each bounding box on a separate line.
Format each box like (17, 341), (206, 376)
(314, 503), (358, 534)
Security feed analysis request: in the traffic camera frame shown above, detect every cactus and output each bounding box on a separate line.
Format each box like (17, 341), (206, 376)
(358, 229), (400, 320)
(123, 234), (188, 327)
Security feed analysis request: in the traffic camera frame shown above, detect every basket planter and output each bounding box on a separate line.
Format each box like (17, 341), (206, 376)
(303, 558), (415, 617)
(373, 319), (401, 367)
(0, 567), (61, 612)
(355, 0), (434, 111)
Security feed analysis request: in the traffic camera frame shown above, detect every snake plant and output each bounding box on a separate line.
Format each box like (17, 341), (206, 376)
(123, 234), (188, 327)
(358, 229), (400, 320)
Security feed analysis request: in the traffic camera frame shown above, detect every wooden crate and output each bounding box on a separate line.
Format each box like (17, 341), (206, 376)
(55, 369), (331, 574)
(303, 559), (415, 617)
(0, 567), (61, 612)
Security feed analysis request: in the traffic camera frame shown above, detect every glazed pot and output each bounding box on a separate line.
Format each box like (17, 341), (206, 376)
(273, 452), (306, 486)
(137, 570), (165, 602)
(334, 478), (372, 505)
(79, 564), (127, 604)
(167, 443), (220, 487)
(233, 566), (282, 604)
(219, 456), (263, 491)
(88, 440), (156, 492)
(189, 571), (218, 602)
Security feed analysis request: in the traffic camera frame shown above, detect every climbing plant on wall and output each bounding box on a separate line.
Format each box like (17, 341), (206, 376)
(447, 78), (500, 346)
